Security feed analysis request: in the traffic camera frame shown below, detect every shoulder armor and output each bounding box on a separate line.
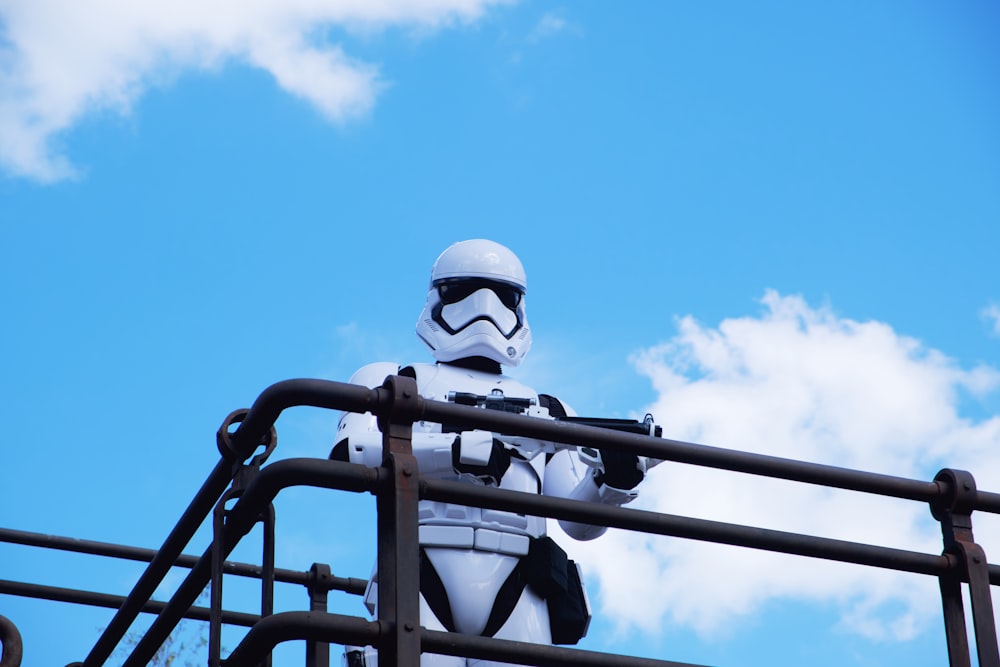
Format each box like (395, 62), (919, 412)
(348, 361), (401, 389)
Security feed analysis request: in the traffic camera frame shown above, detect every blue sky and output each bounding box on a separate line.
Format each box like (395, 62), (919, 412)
(2, 1), (1000, 665)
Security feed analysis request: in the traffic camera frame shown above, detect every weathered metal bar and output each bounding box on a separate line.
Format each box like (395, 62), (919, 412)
(0, 526), (365, 593)
(306, 564), (332, 667)
(420, 397), (947, 505)
(376, 374), (422, 667)
(261, 503), (276, 667)
(224, 379), (383, 463)
(975, 490), (1000, 515)
(938, 569), (972, 667)
(220, 611), (712, 667)
(932, 469), (1000, 667)
(210, 490), (229, 667)
(0, 578), (258, 627)
(421, 627), (711, 667)
(421, 477), (952, 578)
(222, 611), (382, 666)
(959, 541), (999, 667)
(934, 468), (976, 667)
(262, 505), (277, 618)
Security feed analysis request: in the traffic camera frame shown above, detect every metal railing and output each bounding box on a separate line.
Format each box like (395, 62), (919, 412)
(1, 373), (999, 666)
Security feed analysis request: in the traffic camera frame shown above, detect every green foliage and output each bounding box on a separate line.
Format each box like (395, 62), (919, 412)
(108, 592), (214, 666)
(112, 620), (209, 667)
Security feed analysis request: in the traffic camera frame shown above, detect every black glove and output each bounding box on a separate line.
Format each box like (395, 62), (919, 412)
(594, 447), (644, 490)
(452, 435), (511, 486)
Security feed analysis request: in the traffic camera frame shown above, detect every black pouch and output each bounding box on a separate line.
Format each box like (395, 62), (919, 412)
(525, 537), (591, 644)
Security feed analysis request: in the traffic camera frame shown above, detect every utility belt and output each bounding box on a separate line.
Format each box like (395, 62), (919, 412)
(419, 524), (531, 556)
(420, 534), (591, 645)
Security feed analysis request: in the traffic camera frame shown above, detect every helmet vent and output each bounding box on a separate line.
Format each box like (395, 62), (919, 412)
(424, 318), (439, 332)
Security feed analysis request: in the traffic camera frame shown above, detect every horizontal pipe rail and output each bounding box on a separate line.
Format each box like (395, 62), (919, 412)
(221, 611), (710, 667)
(0, 579), (258, 627)
(222, 611), (379, 666)
(421, 477), (954, 579)
(422, 627), (707, 667)
(422, 400), (951, 506)
(227, 379), (382, 462)
(0, 526), (365, 595)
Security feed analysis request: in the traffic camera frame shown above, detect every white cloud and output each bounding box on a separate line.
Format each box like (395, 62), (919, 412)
(0, 0), (510, 182)
(526, 10), (579, 43)
(557, 291), (1000, 642)
(983, 303), (1000, 337)
(527, 12), (566, 41)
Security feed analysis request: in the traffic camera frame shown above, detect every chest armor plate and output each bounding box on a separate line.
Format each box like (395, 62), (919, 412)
(406, 363), (548, 542)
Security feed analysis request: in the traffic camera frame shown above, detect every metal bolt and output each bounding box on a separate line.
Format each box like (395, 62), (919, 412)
(404, 623), (415, 632)
(403, 466), (413, 477)
(974, 555), (982, 564)
(403, 390), (413, 399)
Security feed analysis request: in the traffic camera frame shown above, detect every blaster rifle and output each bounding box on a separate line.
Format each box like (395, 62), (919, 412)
(445, 390), (664, 469)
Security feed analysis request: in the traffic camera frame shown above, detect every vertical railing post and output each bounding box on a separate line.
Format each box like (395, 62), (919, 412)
(376, 374), (422, 667)
(210, 490), (231, 667)
(932, 468), (1000, 667)
(938, 571), (971, 667)
(306, 563), (332, 667)
(260, 503), (276, 667)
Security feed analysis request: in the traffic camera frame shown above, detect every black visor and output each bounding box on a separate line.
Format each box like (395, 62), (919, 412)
(436, 278), (523, 309)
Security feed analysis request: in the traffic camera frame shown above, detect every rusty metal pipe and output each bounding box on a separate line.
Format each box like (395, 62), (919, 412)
(221, 611), (711, 667)
(421, 477), (951, 578)
(0, 526), (365, 594)
(421, 398), (947, 505)
(222, 612), (382, 666)
(0, 578), (258, 627)
(421, 627), (710, 667)
(225, 379), (383, 461)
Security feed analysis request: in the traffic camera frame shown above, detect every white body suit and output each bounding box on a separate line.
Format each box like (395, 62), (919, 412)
(335, 361), (637, 667)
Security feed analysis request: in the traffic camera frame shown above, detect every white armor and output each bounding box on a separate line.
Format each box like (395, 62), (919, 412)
(335, 240), (645, 666)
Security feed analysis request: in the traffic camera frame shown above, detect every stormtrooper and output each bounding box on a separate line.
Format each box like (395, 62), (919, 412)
(332, 239), (648, 666)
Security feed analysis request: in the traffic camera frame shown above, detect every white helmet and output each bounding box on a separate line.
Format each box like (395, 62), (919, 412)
(416, 239), (532, 367)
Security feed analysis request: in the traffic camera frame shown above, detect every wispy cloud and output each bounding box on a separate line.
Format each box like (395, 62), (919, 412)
(0, 0), (510, 182)
(557, 291), (1000, 641)
(527, 12), (566, 42)
(983, 303), (1000, 337)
